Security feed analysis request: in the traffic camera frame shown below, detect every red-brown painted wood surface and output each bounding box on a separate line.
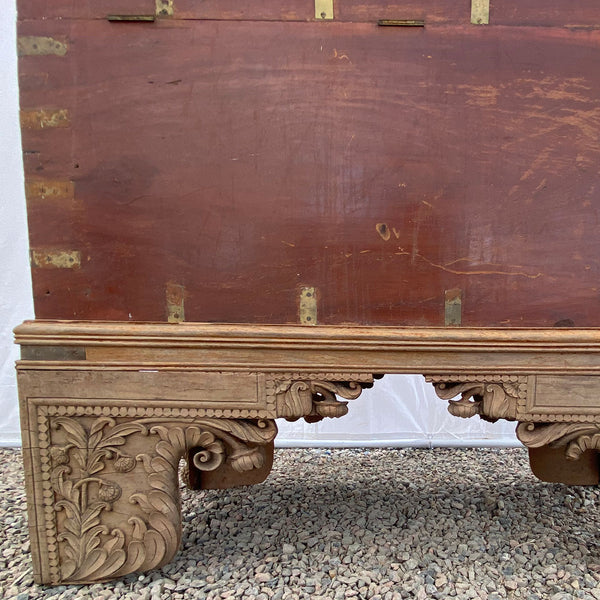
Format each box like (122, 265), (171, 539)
(17, 0), (600, 26)
(18, 5), (600, 326)
(18, 0), (155, 20)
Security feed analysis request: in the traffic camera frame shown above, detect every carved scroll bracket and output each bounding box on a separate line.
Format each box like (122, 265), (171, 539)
(426, 375), (527, 423)
(270, 373), (375, 422)
(517, 421), (600, 461)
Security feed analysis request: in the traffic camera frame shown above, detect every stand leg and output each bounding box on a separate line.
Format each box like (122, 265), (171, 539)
(426, 374), (600, 486)
(22, 407), (276, 585)
(528, 445), (600, 485)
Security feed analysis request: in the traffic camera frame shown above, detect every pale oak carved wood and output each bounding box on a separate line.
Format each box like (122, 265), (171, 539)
(34, 406), (277, 584)
(184, 373), (375, 488)
(516, 422), (600, 461)
(271, 373), (374, 422)
(19, 360), (377, 584)
(426, 374), (600, 483)
(425, 375), (525, 422)
(15, 321), (600, 584)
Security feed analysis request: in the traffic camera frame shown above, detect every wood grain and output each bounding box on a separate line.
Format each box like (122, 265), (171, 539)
(17, 1), (600, 26)
(14, 321), (600, 374)
(18, 14), (600, 326)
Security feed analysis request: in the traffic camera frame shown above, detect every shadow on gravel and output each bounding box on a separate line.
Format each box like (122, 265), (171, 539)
(181, 449), (600, 578)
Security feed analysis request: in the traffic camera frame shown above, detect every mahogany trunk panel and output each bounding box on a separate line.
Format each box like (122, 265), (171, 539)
(15, 0), (600, 585)
(19, 4), (600, 326)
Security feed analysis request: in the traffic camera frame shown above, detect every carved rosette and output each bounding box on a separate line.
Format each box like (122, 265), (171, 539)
(425, 375), (527, 423)
(46, 415), (276, 583)
(516, 422), (600, 461)
(271, 373), (374, 422)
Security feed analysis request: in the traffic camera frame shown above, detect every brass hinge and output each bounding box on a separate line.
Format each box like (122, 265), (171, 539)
(315, 0), (333, 20)
(299, 287), (318, 325)
(166, 282), (185, 323)
(445, 289), (462, 326)
(471, 0), (489, 25)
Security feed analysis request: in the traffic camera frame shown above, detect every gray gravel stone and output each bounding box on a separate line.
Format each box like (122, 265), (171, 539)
(1, 447), (600, 599)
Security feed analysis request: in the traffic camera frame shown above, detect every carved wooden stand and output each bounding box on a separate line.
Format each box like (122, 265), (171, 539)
(15, 321), (600, 584)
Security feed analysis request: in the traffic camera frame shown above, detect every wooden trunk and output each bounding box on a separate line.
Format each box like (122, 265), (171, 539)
(15, 0), (600, 584)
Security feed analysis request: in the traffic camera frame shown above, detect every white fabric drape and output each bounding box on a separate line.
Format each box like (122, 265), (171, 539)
(0, 0), (35, 446)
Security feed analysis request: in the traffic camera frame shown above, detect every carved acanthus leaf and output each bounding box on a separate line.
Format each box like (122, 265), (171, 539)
(426, 376), (525, 422)
(277, 381), (312, 419)
(430, 382), (485, 419)
(516, 422), (600, 461)
(49, 415), (276, 583)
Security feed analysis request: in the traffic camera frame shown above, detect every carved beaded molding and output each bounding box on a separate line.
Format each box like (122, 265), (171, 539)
(41, 400), (273, 421)
(266, 373), (374, 421)
(425, 375), (527, 423)
(34, 403), (277, 584)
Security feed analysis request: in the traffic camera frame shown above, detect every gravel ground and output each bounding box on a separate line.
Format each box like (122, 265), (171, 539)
(1, 446), (600, 600)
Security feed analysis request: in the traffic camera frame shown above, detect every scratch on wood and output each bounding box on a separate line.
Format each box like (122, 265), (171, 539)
(333, 49), (351, 63)
(25, 180), (74, 202)
(166, 282), (185, 323)
(18, 36), (67, 56)
(394, 251), (543, 279)
(514, 77), (592, 103)
(31, 250), (80, 269)
(21, 109), (70, 129)
(460, 84), (498, 107)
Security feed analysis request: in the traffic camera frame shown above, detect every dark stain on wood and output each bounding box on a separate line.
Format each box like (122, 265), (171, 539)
(20, 346), (86, 361)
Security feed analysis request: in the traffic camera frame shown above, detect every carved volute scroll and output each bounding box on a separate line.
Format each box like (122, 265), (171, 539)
(516, 421), (600, 461)
(271, 374), (375, 422)
(43, 412), (276, 584)
(425, 375), (527, 423)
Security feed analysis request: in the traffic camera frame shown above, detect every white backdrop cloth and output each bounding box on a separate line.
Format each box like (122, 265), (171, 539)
(0, 1), (518, 448)
(0, 0), (35, 446)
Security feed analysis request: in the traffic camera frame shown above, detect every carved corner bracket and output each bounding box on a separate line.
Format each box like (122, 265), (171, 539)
(427, 374), (600, 466)
(425, 375), (527, 423)
(39, 409), (277, 584)
(269, 373), (375, 422)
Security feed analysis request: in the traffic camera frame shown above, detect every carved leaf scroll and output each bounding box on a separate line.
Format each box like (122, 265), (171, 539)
(426, 376), (526, 423)
(48, 415), (276, 583)
(274, 374), (374, 421)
